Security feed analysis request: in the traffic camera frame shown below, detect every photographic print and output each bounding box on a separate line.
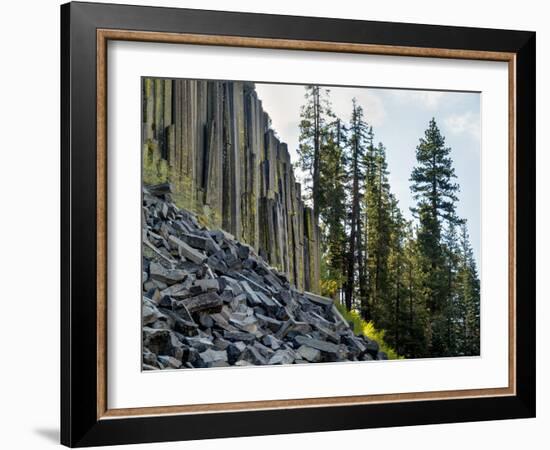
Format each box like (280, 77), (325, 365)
(62, 6), (534, 444)
(141, 78), (481, 370)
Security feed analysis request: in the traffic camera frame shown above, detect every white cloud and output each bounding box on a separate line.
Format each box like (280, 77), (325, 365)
(443, 111), (480, 140)
(330, 88), (387, 128)
(389, 90), (448, 110)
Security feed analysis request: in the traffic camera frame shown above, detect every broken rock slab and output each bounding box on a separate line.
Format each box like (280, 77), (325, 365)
(199, 348), (228, 365)
(169, 235), (207, 265)
(177, 292), (223, 314)
(149, 261), (187, 285)
(297, 345), (321, 362)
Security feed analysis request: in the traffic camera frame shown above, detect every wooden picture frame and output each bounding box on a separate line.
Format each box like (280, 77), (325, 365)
(61, 2), (536, 447)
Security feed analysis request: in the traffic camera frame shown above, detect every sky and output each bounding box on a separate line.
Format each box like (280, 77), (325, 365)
(255, 83), (481, 268)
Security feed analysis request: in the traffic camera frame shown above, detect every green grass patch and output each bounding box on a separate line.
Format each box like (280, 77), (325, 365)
(335, 303), (403, 360)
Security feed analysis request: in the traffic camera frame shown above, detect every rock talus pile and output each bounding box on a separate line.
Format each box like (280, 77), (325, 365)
(142, 183), (387, 370)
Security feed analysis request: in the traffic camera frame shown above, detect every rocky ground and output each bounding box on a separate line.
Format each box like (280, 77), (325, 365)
(142, 183), (387, 370)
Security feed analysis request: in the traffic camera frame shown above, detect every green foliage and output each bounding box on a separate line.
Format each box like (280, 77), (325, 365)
(335, 303), (403, 360)
(318, 120), (348, 296)
(408, 118), (471, 357)
(308, 91), (481, 360)
(455, 221), (481, 355)
(410, 118), (460, 223)
(343, 99), (370, 312)
(363, 138), (394, 323)
(297, 85), (335, 219)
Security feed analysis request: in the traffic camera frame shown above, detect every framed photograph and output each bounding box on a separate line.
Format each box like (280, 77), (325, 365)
(61, 1), (536, 447)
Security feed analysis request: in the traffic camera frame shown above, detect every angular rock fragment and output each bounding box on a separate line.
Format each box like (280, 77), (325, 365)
(199, 313), (214, 328)
(236, 244), (250, 260)
(223, 331), (256, 342)
(364, 339), (380, 357)
(157, 355), (182, 369)
(238, 346), (267, 365)
(160, 282), (189, 297)
(303, 291), (333, 307)
(158, 295), (174, 309)
(226, 343), (244, 364)
(253, 341), (275, 358)
(207, 253), (228, 275)
(158, 307), (198, 335)
(242, 282), (264, 307)
(185, 336), (215, 352)
(142, 299), (166, 326)
(342, 335), (367, 356)
(180, 232), (210, 251)
(290, 321), (312, 335)
(210, 313), (238, 332)
(275, 319), (293, 339)
(255, 313), (282, 332)
(144, 287), (161, 304)
(234, 360), (253, 367)
(169, 235), (207, 264)
(191, 278), (220, 293)
(149, 262), (187, 285)
(210, 361), (230, 367)
(255, 291), (280, 312)
(178, 292), (223, 314)
(213, 337), (231, 351)
(199, 348), (228, 365)
(143, 363), (159, 371)
(233, 272), (271, 296)
(224, 248), (241, 269)
(242, 258), (257, 270)
(143, 348), (159, 367)
(268, 349), (295, 365)
(262, 334), (282, 350)
(297, 345), (321, 362)
(143, 327), (184, 361)
(294, 336), (341, 355)
(228, 315), (258, 333)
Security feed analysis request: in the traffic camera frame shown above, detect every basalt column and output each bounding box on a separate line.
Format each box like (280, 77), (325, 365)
(142, 78), (320, 293)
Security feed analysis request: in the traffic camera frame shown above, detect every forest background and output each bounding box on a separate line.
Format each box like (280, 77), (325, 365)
(256, 84), (481, 359)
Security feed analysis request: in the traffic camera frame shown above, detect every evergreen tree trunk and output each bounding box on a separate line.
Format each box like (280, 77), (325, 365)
(357, 212), (367, 317)
(346, 169), (359, 310)
(312, 87), (320, 222)
(395, 265), (401, 355)
(345, 219), (356, 310)
(408, 263), (414, 356)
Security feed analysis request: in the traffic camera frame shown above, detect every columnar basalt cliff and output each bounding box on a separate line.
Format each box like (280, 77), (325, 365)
(142, 78), (320, 293)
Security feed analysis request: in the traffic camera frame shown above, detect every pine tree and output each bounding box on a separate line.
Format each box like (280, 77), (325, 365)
(297, 85), (335, 222)
(364, 140), (393, 323)
(401, 224), (430, 358)
(319, 119), (348, 298)
(456, 221), (481, 355)
(344, 99), (369, 311)
(410, 118), (461, 356)
(410, 118), (460, 224)
(442, 221), (462, 356)
(383, 196), (407, 353)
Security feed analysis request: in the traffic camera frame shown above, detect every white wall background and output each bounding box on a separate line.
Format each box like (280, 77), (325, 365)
(0, 0), (545, 449)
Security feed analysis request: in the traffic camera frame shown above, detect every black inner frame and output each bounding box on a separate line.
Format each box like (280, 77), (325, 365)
(61, 2), (536, 447)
